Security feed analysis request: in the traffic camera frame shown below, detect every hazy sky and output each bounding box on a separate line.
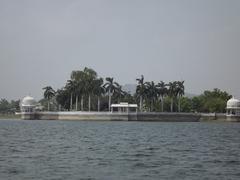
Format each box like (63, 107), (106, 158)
(0, 0), (240, 100)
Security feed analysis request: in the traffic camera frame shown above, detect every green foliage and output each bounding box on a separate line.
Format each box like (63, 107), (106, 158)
(42, 86), (56, 111)
(104, 77), (119, 95)
(36, 67), (231, 113)
(0, 99), (20, 114)
(136, 75), (146, 99)
(135, 78), (185, 112)
(191, 88), (231, 113)
(179, 97), (192, 112)
(162, 96), (176, 112)
(55, 89), (71, 111)
(43, 86), (55, 100)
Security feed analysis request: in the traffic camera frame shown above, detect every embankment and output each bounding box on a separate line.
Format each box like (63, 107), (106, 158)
(21, 112), (201, 122)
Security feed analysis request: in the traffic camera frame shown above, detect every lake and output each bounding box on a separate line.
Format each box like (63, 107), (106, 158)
(0, 119), (240, 180)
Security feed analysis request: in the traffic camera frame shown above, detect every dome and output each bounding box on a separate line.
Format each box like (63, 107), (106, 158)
(21, 96), (37, 107)
(227, 97), (240, 109)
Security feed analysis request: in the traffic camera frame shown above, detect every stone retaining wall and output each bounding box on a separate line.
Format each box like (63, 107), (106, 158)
(20, 111), (240, 122)
(136, 112), (201, 122)
(21, 112), (201, 122)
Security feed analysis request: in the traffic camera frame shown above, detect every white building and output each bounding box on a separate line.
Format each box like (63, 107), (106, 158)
(226, 97), (240, 116)
(20, 96), (37, 113)
(111, 102), (138, 113)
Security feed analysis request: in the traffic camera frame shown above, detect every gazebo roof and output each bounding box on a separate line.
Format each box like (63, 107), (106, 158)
(227, 97), (240, 109)
(21, 96), (37, 107)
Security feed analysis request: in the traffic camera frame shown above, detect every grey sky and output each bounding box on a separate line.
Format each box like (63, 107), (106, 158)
(0, 0), (240, 100)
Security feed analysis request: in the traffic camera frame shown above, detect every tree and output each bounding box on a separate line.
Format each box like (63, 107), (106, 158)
(93, 78), (105, 112)
(56, 88), (70, 111)
(122, 92), (136, 104)
(202, 88), (231, 113)
(83, 67), (98, 112)
(156, 81), (168, 112)
(191, 88), (232, 113)
(145, 81), (158, 111)
(176, 81), (185, 112)
(65, 80), (77, 111)
(0, 99), (20, 114)
(114, 84), (126, 103)
(71, 70), (85, 111)
(192, 96), (203, 112)
(104, 77), (119, 111)
(0, 99), (10, 113)
(179, 97), (192, 112)
(136, 75), (146, 112)
(43, 86), (55, 111)
(167, 81), (177, 112)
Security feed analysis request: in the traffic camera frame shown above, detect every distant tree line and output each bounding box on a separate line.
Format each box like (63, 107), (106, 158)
(42, 67), (132, 112)
(40, 67), (232, 113)
(191, 89), (231, 113)
(0, 67), (232, 114)
(0, 99), (20, 114)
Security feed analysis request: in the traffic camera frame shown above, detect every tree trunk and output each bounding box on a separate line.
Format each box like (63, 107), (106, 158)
(108, 91), (111, 112)
(88, 94), (91, 112)
(70, 93), (73, 111)
(140, 96), (142, 112)
(98, 96), (100, 112)
(171, 98), (173, 112)
(81, 95), (84, 111)
(151, 100), (153, 112)
(48, 100), (50, 111)
(161, 96), (164, 112)
(75, 95), (78, 111)
(178, 97), (181, 112)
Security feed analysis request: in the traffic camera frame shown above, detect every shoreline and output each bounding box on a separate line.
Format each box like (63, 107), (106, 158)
(1, 112), (239, 122)
(14, 111), (240, 122)
(0, 114), (21, 120)
(20, 112), (201, 122)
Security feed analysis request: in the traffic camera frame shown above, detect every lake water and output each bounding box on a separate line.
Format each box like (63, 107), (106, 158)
(0, 119), (240, 180)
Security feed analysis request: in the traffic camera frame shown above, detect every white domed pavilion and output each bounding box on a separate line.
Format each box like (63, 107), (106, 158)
(226, 97), (240, 116)
(20, 96), (37, 113)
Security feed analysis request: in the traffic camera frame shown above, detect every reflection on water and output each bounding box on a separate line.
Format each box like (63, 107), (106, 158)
(0, 119), (240, 180)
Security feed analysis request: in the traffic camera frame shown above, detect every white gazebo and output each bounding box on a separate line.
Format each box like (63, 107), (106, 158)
(111, 102), (138, 113)
(20, 96), (37, 113)
(226, 97), (240, 116)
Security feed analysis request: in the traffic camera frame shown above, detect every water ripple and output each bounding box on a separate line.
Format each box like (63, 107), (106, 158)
(0, 120), (240, 180)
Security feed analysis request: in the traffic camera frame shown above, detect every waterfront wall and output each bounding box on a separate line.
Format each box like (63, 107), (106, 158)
(21, 112), (201, 122)
(226, 115), (240, 122)
(136, 112), (200, 122)
(199, 113), (238, 122)
(20, 111), (240, 122)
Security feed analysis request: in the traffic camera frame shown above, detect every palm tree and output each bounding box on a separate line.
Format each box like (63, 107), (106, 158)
(93, 78), (105, 112)
(55, 88), (70, 111)
(43, 86), (55, 111)
(65, 80), (77, 111)
(176, 81), (185, 112)
(156, 81), (168, 112)
(70, 70), (85, 111)
(114, 84), (126, 103)
(83, 67), (97, 112)
(104, 77), (118, 111)
(136, 75), (145, 112)
(167, 81), (177, 112)
(145, 81), (158, 111)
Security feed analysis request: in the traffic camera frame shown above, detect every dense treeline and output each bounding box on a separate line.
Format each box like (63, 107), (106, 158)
(42, 67), (134, 112)
(0, 99), (20, 114)
(41, 67), (232, 113)
(0, 67), (232, 114)
(191, 89), (231, 113)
